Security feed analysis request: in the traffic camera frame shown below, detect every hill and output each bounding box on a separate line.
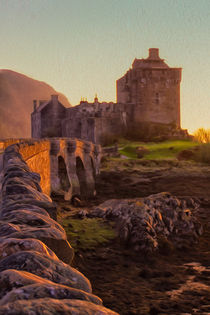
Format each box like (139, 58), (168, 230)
(0, 69), (71, 138)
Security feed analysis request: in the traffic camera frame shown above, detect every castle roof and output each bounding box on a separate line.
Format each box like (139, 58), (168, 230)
(33, 95), (65, 113)
(132, 48), (169, 69)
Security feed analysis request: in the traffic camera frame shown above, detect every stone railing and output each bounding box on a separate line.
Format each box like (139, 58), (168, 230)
(0, 144), (117, 314)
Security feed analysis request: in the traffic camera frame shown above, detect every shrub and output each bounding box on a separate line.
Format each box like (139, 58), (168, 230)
(193, 128), (210, 143)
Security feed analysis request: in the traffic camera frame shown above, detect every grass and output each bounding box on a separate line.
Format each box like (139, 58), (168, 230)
(119, 140), (199, 160)
(60, 217), (116, 251)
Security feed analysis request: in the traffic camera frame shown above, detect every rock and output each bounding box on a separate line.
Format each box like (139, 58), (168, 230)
(1, 210), (64, 233)
(72, 196), (84, 207)
(92, 193), (202, 252)
(2, 182), (51, 203)
(0, 214), (74, 264)
(2, 175), (42, 193)
(177, 149), (195, 161)
(0, 238), (58, 260)
(136, 146), (150, 158)
(1, 199), (57, 220)
(0, 251), (92, 293)
(0, 298), (118, 314)
(0, 270), (101, 307)
(0, 283), (102, 306)
(78, 210), (88, 218)
(0, 205), (51, 220)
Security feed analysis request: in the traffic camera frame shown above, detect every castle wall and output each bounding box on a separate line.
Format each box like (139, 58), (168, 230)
(62, 103), (132, 144)
(40, 100), (66, 138)
(130, 68), (181, 127)
(31, 111), (41, 138)
(116, 49), (182, 128)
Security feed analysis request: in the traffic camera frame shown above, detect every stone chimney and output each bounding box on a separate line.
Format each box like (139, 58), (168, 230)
(51, 95), (59, 105)
(148, 48), (160, 60)
(33, 100), (37, 111)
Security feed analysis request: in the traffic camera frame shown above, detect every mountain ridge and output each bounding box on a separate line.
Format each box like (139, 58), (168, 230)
(0, 69), (71, 138)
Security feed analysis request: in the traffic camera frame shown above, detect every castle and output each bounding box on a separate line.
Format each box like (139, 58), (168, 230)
(31, 48), (185, 144)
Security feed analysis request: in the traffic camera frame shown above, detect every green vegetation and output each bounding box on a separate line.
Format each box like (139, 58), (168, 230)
(119, 140), (199, 160)
(60, 217), (116, 251)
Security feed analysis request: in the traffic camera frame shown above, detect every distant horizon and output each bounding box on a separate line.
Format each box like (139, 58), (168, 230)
(0, 0), (209, 134)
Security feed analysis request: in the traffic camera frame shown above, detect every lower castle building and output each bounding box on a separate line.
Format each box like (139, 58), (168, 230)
(31, 48), (185, 144)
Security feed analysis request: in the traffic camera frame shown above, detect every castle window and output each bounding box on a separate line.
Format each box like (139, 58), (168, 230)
(155, 93), (159, 104)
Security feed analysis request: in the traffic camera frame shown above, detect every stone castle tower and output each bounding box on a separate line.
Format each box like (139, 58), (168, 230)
(32, 48), (186, 144)
(117, 48), (182, 128)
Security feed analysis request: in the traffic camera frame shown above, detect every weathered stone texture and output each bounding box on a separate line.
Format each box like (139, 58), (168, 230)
(31, 95), (66, 138)
(117, 48), (182, 128)
(0, 138), (101, 201)
(0, 144), (118, 314)
(19, 141), (51, 195)
(91, 192), (203, 253)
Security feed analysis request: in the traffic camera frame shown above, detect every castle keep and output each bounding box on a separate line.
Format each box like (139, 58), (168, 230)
(117, 48), (182, 128)
(31, 48), (183, 143)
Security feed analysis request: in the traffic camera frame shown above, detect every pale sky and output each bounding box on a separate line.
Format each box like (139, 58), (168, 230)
(0, 0), (210, 133)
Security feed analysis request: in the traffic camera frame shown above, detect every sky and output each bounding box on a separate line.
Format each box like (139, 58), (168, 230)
(0, 0), (209, 133)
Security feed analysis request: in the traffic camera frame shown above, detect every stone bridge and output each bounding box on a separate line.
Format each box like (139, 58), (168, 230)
(0, 138), (101, 201)
(0, 138), (117, 314)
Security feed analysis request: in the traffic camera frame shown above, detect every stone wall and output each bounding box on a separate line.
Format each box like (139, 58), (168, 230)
(0, 144), (117, 314)
(19, 141), (51, 196)
(116, 48), (182, 129)
(50, 138), (101, 200)
(0, 139), (101, 201)
(61, 102), (134, 144)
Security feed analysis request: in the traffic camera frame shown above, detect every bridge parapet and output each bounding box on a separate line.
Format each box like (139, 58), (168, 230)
(50, 138), (101, 200)
(1, 138), (101, 200)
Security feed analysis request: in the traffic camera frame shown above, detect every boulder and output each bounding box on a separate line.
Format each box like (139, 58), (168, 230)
(92, 193), (202, 252)
(177, 149), (195, 161)
(136, 146), (149, 158)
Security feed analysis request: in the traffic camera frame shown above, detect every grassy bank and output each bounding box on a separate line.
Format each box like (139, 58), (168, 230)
(119, 140), (199, 160)
(60, 216), (116, 251)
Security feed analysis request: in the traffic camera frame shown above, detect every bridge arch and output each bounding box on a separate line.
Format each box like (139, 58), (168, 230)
(91, 157), (96, 181)
(58, 156), (71, 193)
(76, 156), (87, 199)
